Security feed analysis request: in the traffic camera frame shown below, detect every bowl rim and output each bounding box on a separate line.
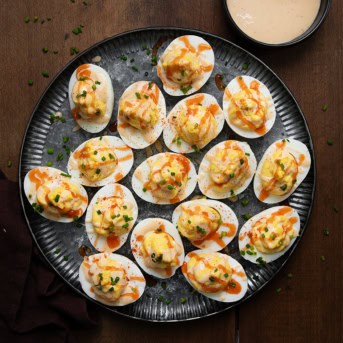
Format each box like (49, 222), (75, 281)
(222, 0), (332, 47)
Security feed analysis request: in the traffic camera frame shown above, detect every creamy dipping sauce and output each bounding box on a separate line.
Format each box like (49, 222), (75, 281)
(227, 0), (321, 44)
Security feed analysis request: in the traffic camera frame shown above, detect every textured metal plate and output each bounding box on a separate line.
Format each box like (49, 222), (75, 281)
(19, 28), (315, 322)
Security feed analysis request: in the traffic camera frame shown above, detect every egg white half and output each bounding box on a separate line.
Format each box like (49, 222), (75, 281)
(182, 250), (248, 302)
(85, 183), (138, 252)
(198, 140), (257, 199)
(67, 136), (134, 187)
(172, 199), (238, 251)
(163, 93), (224, 153)
(253, 138), (311, 204)
(238, 206), (300, 264)
(24, 166), (88, 223)
(157, 35), (214, 96)
(223, 76), (276, 138)
(131, 152), (197, 204)
(117, 81), (167, 149)
(68, 64), (114, 133)
(79, 252), (146, 306)
(130, 218), (185, 279)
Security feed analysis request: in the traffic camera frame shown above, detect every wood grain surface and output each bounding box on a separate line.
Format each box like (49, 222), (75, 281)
(1, 1), (342, 342)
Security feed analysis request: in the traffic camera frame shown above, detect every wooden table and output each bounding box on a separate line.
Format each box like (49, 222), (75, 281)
(1, 1), (342, 342)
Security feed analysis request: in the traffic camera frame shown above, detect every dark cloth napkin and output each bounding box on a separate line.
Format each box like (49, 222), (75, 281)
(0, 172), (97, 343)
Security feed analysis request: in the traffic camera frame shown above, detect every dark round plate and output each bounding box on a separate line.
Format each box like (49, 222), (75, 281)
(19, 27), (315, 322)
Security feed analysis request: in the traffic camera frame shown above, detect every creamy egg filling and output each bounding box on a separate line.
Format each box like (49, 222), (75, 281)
(186, 253), (232, 293)
(144, 154), (190, 200)
(260, 150), (298, 196)
(250, 214), (296, 254)
(209, 143), (250, 193)
(119, 89), (159, 130)
(176, 104), (217, 147)
(91, 196), (134, 236)
(141, 231), (182, 269)
(72, 68), (107, 120)
(161, 46), (202, 85)
(36, 181), (82, 216)
(228, 87), (267, 131)
(177, 205), (221, 241)
(88, 257), (128, 301)
(76, 141), (118, 181)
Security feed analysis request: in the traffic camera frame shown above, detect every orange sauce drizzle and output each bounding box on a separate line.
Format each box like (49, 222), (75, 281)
(118, 154), (133, 162)
(121, 288), (139, 300)
(298, 154), (305, 165)
(185, 94), (205, 106)
(222, 222), (237, 237)
(118, 123), (131, 129)
(113, 145), (131, 151)
(114, 184), (124, 198)
(114, 173), (123, 181)
(130, 276), (145, 282)
(107, 235), (120, 249)
(28, 169), (49, 189)
(225, 278), (242, 294)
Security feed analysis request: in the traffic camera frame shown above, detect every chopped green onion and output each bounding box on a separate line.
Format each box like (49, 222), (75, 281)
(142, 187), (147, 192)
(242, 63), (249, 70)
(46, 161), (53, 167)
(42, 71), (49, 78)
(132, 66), (139, 72)
(70, 47), (79, 55)
(47, 148), (54, 154)
(24, 17), (30, 23)
(280, 184), (287, 191)
(241, 198), (249, 206)
(28, 80), (33, 86)
(54, 194), (60, 202)
(180, 297), (187, 304)
(60, 173), (71, 178)
(42, 47), (48, 53)
(321, 104), (328, 112)
(95, 168), (101, 174)
(63, 136), (69, 143)
(135, 92), (141, 99)
(120, 55), (127, 61)
(327, 139), (334, 146)
(180, 85), (192, 94)
(56, 153), (64, 161)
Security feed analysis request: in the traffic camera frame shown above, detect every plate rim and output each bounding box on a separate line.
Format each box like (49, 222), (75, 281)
(18, 26), (316, 322)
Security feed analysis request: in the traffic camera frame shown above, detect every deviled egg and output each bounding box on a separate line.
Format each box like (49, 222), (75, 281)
(223, 76), (276, 138)
(79, 252), (146, 306)
(163, 93), (224, 153)
(239, 206), (300, 264)
(130, 218), (184, 279)
(85, 183), (138, 252)
(117, 81), (166, 149)
(24, 166), (88, 222)
(157, 35), (214, 96)
(172, 199), (238, 251)
(254, 138), (311, 203)
(198, 140), (257, 199)
(132, 152), (197, 204)
(69, 64), (114, 133)
(182, 250), (248, 302)
(67, 136), (133, 187)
